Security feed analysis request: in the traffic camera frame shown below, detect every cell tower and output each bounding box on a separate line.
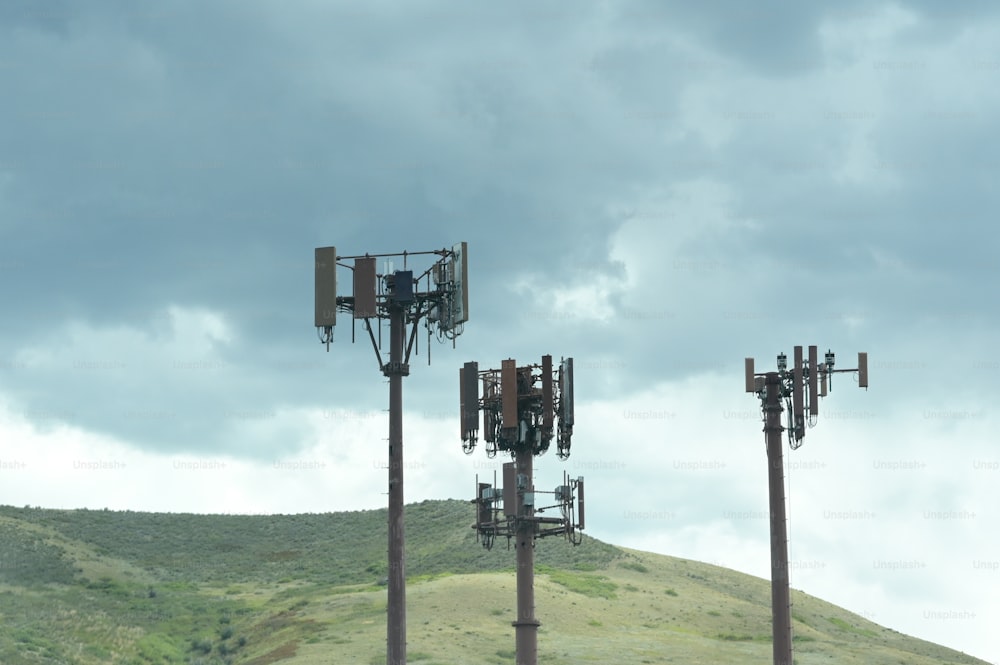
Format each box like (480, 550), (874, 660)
(459, 356), (584, 665)
(315, 243), (469, 665)
(744, 347), (868, 665)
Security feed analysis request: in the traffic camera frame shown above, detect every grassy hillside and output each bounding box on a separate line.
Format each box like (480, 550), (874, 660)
(0, 500), (619, 587)
(0, 500), (988, 665)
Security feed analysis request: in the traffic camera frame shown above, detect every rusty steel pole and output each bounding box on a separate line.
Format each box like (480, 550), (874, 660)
(386, 302), (407, 665)
(764, 371), (792, 665)
(513, 444), (539, 665)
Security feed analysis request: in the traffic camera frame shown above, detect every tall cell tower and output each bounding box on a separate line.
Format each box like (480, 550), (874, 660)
(460, 356), (584, 665)
(315, 243), (470, 665)
(744, 346), (868, 665)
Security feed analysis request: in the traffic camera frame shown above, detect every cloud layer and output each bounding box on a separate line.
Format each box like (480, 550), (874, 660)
(1, 2), (997, 662)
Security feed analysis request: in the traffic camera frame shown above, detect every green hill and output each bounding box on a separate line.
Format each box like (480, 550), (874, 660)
(0, 500), (987, 665)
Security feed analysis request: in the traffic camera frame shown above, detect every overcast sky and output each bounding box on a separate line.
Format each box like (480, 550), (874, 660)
(1, 1), (997, 662)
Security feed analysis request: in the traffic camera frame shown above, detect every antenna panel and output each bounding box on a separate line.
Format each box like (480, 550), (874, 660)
(808, 345), (819, 416)
(459, 366), (466, 441)
(452, 241), (469, 325)
(576, 477), (585, 530)
(353, 257), (377, 318)
(460, 362), (480, 441)
(542, 354), (553, 430)
(314, 246), (337, 327)
(477, 482), (492, 528)
(560, 357), (575, 427)
(503, 462), (517, 517)
(394, 270), (414, 303)
(858, 352), (868, 388)
(501, 359), (518, 429)
(744, 357), (755, 393)
(792, 345), (804, 425)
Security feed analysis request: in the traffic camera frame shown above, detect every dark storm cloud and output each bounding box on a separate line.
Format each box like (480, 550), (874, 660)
(616, 0), (854, 74)
(0, 1), (607, 449)
(1, 0), (998, 458)
(0, 0), (75, 36)
(1, 0), (639, 331)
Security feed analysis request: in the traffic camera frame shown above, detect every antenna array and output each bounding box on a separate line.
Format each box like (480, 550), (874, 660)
(745, 347), (868, 449)
(460, 356), (574, 459)
(314, 242), (470, 665)
(744, 346), (868, 665)
(460, 355), (583, 665)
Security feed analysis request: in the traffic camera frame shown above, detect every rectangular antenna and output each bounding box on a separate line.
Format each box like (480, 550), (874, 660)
(821, 369), (828, 397)
(460, 361), (479, 440)
(560, 357), (575, 427)
(314, 246), (337, 327)
(793, 345), (804, 426)
(576, 477), (585, 530)
(452, 241), (469, 325)
(858, 352), (868, 388)
(353, 257), (377, 318)
(808, 345), (819, 416)
(503, 462), (517, 518)
(478, 482), (492, 529)
(542, 354), (553, 430)
(394, 270), (414, 303)
(501, 358), (518, 429)
(744, 357), (755, 393)
(459, 366), (466, 441)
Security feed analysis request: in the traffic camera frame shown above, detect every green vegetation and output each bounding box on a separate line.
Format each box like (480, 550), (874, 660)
(0, 501), (620, 586)
(0, 522), (78, 586)
(829, 616), (879, 638)
(620, 561), (649, 573)
(0, 500), (990, 665)
(537, 564), (618, 599)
